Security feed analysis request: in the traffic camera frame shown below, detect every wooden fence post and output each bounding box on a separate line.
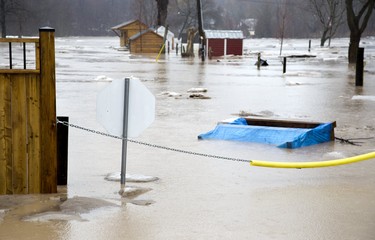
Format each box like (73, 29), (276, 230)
(39, 27), (57, 193)
(0, 75), (12, 194)
(57, 116), (69, 186)
(355, 47), (364, 87)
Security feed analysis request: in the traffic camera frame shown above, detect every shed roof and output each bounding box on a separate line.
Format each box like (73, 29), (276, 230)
(129, 28), (163, 41)
(111, 19), (147, 30)
(205, 30), (244, 39)
(156, 26), (175, 38)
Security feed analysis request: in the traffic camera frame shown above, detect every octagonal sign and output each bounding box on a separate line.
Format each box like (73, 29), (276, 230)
(96, 77), (155, 138)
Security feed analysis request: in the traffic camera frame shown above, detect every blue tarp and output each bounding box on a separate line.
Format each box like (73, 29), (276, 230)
(198, 118), (334, 149)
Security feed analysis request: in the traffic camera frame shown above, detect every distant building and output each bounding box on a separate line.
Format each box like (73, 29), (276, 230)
(111, 20), (148, 47)
(112, 20), (176, 54)
(240, 18), (257, 37)
(205, 30), (244, 57)
(156, 26), (175, 51)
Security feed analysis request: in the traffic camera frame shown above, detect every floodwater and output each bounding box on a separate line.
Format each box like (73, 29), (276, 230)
(1, 36), (375, 239)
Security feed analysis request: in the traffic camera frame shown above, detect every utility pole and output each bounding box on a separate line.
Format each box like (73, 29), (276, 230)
(197, 0), (206, 61)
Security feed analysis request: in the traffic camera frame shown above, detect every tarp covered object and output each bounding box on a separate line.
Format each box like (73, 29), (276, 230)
(198, 118), (334, 149)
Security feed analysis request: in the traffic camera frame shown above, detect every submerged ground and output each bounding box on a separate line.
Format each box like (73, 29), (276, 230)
(1, 36), (375, 239)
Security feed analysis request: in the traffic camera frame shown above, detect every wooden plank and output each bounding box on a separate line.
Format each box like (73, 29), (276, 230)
(3, 76), (12, 194)
(0, 38), (39, 43)
(244, 117), (336, 129)
(39, 28), (57, 193)
(0, 70), (40, 74)
(10, 74), (28, 194)
(35, 42), (40, 70)
(0, 74), (10, 194)
(0, 74), (13, 194)
(26, 74), (41, 193)
(0, 75), (6, 194)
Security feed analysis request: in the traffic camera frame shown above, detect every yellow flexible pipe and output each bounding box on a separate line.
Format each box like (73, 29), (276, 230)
(156, 44), (165, 62)
(250, 151), (375, 168)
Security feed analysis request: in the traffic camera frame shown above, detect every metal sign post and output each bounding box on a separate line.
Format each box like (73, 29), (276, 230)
(96, 76), (155, 195)
(120, 78), (130, 191)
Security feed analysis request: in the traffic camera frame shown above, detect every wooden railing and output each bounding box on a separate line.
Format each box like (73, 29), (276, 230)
(0, 37), (40, 72)
(0, 28), (57, 194)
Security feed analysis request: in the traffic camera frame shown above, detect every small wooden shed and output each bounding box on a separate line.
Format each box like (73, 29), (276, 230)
(111, 19), (148, 47)
(129, 29), (164, 54)
(205, 30), (244, 57)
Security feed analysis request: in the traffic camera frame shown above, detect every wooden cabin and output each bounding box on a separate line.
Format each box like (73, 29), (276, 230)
(205, 30), (244, 57)
(111, 20), (148, 47)
(129, 29), (164, 54)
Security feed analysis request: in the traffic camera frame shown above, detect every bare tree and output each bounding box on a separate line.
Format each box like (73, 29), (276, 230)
(170, 0), (216, 39)
(156, 0), (169, 26)
(182, 27), (197, 57)
(278, 0), (288, 56)
(1, 0), (23, 37)
(346, 0), (374, 63)
(133, 0), (157, 27)
(172, 0), (197, 39)
(0, 0), (6, 37)
(310, 0), (346, 47)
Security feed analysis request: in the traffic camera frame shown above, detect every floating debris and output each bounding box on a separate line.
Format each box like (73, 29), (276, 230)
(187, 88), (208, 93)
(235, 110), (276, 118)
(286, 54), (316, 58)
(105, 172), (159, 183)
(119, 186), (152, 198)
(128, 199), (155, 206)
(335, 137), (374, 146)
(352, 95), (375, 101)
(94, 75), (113, 81)
(189, 93), (211, 99)
(254, 59), (268, 66)
(285, 80), (302, 86)
(160, 91), (182, 97)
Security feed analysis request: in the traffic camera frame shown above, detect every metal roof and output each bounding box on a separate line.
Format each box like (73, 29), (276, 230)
(205, 30), (244, 39)
(111, 19), (147, 30)
(129, 28), (162, 41)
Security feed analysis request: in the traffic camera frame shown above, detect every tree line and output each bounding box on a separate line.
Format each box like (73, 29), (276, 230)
(1, 0), (374, 44)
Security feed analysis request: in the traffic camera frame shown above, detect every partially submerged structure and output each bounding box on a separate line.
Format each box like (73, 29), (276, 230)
(112, 20), (174, 54)
(205, 30), (244, 57)
(111, 20), (148, 48)
(128, 29), (164, 54)
(198, 118), (336, 149)
(156, 26), (175, 51)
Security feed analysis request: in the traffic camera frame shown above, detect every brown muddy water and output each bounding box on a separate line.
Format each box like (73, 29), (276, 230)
(1, 37), (375, 239)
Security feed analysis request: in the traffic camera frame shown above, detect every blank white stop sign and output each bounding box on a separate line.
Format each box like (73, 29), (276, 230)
(96, 78), (155, 138)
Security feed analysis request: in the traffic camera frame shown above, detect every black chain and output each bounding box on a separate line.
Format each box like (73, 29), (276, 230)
(57, 120), (251, 163)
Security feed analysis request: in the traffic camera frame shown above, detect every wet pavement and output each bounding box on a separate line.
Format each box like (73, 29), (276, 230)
(1, 36), (375, 239)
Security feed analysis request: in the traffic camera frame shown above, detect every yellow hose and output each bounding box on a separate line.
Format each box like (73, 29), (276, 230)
(250, 152), (375, 168)
(156, 44), (165, 62)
